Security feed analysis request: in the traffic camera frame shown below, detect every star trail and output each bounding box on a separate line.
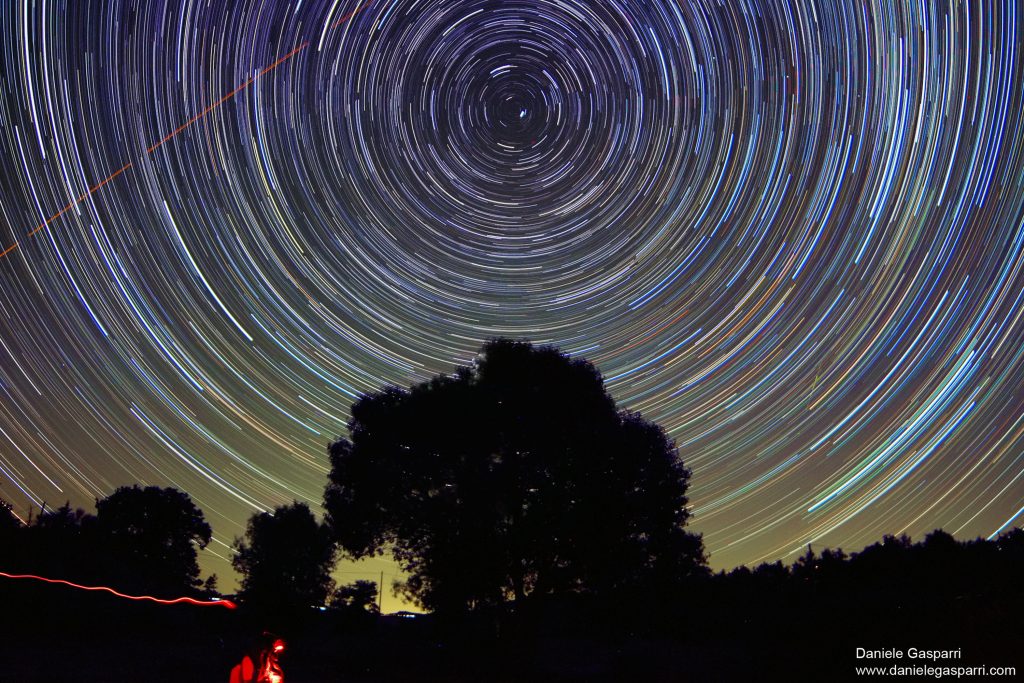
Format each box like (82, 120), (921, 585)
(1, 0), (1023, 588)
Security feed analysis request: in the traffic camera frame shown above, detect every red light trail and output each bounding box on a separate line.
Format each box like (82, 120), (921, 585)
(0, 571), (237, 610)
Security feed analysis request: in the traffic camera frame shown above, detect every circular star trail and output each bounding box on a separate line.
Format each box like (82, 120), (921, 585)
(1, 0), (1024, 583)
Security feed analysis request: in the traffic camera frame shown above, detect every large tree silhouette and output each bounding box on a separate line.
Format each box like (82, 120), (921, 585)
(95, 485), (211, 595)
(232, 502), (337, 612)
(324, 339), (706, 612)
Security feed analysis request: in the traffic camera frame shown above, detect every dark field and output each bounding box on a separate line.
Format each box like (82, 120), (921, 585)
(4, 577), (1020, 682)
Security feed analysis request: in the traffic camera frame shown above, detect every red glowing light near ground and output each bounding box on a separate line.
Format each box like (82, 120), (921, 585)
(0, 571), (237, 609)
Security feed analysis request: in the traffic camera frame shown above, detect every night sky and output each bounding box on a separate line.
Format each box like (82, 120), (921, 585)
(1, 0), (1023, 599)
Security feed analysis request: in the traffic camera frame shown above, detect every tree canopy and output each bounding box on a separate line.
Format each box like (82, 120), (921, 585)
(95, 485), (212, 595)
(331, 579), (380, 615)
(0, 487), (212, 597)
(324, 339), (706, 612)
(232, 501), (337, 613)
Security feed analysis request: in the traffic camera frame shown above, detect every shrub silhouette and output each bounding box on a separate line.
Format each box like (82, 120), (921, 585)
(232, 501), (336, 613)
(331, 579), (380, 615)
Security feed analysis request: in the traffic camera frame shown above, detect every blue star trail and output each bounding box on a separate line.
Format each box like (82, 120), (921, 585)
(0, 0), (1022, 585)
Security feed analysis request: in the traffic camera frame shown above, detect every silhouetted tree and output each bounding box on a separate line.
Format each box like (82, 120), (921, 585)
(331, 579), (380, 614)
(324, 339), (706, 613)
(0, 502), (99, 582)
(201, 574), (220, 598)
(0, 499), (26, 571)
(752, 560), (788, 580)
(31, 501), (91, 534)
(95, 485), (211, 595)
(232, 502), (336, 612)
(995, 527), (1024, 558)
(0, 499), (20, 535)
(792, 545), (816, 580)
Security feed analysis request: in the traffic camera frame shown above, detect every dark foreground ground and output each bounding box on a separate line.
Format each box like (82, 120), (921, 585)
(3, 580), (1021, 682)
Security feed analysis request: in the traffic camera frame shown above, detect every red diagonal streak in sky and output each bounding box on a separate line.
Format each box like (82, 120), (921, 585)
(1, 1), (372, 261)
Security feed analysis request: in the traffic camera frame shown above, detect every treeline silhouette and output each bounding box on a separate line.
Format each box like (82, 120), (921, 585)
(1, 340), (1021, 681)
(3, 490), (1021, 680)
(0, 486), (215, 597)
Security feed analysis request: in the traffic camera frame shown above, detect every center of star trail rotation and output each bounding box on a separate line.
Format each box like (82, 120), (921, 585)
(0, 0), (1023, 589)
